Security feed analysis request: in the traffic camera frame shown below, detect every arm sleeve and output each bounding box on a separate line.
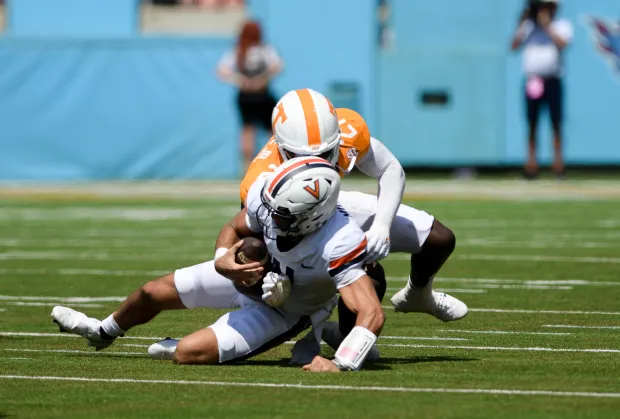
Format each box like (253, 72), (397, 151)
(217, 50), (236, 73)
(264, 45), (283, 67)
(553, 20), (573, 43)
(355, 137), (405, 230)
(328, 231), (368, 289)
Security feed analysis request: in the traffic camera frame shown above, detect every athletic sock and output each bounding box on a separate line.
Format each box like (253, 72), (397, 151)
(100, 314), (124, 339)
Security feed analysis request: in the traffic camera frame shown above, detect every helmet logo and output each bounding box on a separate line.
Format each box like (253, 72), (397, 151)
(272, 103), (288, 131)
(303, 180), (321, 200)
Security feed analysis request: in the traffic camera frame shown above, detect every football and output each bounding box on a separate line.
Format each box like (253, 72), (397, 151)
(233, 237), (270, 301)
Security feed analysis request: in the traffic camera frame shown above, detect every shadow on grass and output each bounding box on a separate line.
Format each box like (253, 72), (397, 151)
(227, 355), (477, 370)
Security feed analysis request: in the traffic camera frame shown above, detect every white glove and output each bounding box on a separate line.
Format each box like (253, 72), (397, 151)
(261, 272), (291, 307)
(365, 225), (391, 262)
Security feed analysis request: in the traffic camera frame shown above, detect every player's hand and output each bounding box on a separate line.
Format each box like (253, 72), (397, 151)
(365, 225), (391, 262)
(302, 356), (341, 373)
(261, 272), (291, 307)
(214, 240), (264, 286)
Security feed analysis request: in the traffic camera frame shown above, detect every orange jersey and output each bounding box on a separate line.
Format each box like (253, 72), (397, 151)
(239, 108), (371, 203)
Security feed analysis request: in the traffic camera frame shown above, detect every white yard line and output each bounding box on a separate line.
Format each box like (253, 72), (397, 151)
(468, 308), (620, 315)
(4, 349), (146, 356)
(0, 268), (166, 277)
(0, 331), (466, 343)
(0, 295), (126, 303)
(1, 375), (619, 398)
(387, 277), (620, 287)
(439, 330), (571, 336)
(458, 254), (620, 264)
(389, 254), (620, 264)
(0, 332), (167, 340)
(378, 336), (467, 341)
(543, 325), (620, 330)
(386, 288), (487, 294)
(1, 302), (104, 308)
(376, 344), (620, 353)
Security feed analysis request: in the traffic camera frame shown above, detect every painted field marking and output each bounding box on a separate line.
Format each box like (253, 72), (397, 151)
(0, 268), (166, 277)
(376, 344), (620, 353)
(2, 302), (104, 308)
(387, 277), (620, 287)
(1, 375), (619, 398)
(0, 332), (466, 343)
(543, 325), (620, 330)
(439, 330), (571, 336)
(389, 254), (620, 264)
(468, 308), (620, 316)
(0, 332), (166, 340)
(0, 295), (126, 303)
(4, 349), (145, 356)
(386, 287), (487, 294)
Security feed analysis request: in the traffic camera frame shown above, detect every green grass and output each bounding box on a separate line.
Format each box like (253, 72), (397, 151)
(1, 192), (619, 418)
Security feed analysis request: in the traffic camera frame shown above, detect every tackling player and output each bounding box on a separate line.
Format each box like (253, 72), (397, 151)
(51, 157), (384, 372)
(242, 88), (467, 321)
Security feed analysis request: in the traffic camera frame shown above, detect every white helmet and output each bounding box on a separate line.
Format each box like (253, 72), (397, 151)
(261, 156), (340, 237)
(271, 88), (341, 166)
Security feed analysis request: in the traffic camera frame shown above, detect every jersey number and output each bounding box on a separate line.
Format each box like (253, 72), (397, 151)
(339, 119), (358, 139)
(272, 257), (295, 283)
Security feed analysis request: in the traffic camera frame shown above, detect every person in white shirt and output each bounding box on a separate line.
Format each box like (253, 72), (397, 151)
(217, 20), (283, 171)
(511, 0), (573, 179)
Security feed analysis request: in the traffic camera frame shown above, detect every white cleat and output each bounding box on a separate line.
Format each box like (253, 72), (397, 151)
(148, 338), (179, 360)
(321, 321), (380, 362)
(51, 306), (115, 351)
(390, 282), (468, 322)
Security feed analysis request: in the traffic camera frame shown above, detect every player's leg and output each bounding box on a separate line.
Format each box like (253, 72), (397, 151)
(338, 190), (467, 321)
(154, 303), (310, 365)
(525, 80), (542, 179)
(52, 260), (243, 350)
(548, 77), (564, 178)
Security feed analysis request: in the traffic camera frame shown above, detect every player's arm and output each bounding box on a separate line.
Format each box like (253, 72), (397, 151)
(355, 137), (405, 260)
(306, 232), (385, 372)
(213, 208), (264, 285)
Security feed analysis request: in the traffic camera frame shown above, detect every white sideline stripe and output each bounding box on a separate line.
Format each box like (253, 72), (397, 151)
(543, 325), (620, 330)
(439, 330), (571, 336)
(3, 357), (32, 360)
(0, 331), (466, 343)
(4, 349), (146, 356)
(118, 344), (150, 348)
(2, 302), (104, 308)
(1, 375), (619, 399)
(377, 344), (620, 353)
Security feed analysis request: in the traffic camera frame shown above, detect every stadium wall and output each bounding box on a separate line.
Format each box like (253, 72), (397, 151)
(0, 0), (619, 181)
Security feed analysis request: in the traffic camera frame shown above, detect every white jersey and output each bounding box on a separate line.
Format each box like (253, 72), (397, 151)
(245, 178), (368, 316)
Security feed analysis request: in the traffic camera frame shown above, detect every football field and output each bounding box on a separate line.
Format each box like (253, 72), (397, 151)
(1, 178), (619, 418)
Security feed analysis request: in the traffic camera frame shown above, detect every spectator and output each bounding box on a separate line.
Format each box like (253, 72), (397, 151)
(511, 0), (573, 179)
(217, 20), (283, 171)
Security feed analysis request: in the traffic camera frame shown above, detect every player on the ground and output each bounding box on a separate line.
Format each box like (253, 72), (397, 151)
(241, 88), (467, 321)
(51, 157), (385, 372)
